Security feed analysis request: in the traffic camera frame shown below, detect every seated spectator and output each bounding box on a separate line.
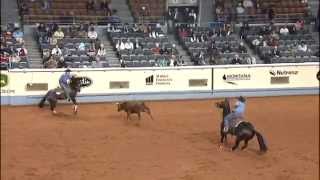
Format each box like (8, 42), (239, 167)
(252, 36), (262, 46)
(152, 43), (161, 54)
(78, 42), (86, 51)
(96, 43), (106, 61)
(88, 27), (98, 40)
(160, 45), (170, 55)
(41, 0), (52, 11)
(133, 38), (143, 49)
(297, 42), (308, 52)
(246, 56), (256, 64)
(236, 3), (245, 14)
(124, 39), (133, 50)
(44, 56), (57, 68)
(17, 45), (28, 59)
(231, 54), (242, 64)
(9, 53), (21, 67)
(295, 19), (304, 31)
(272, 46), (280, 57)
(221, 43), (232, 53)
(51, 45), (62, 57)
(12, 28), (24, 44)
(52, 28), (64, 44)
(188, 9), (197, 24)
(238, 42), (247, 53)
(243, 0), (253, 9)
(279, 26), (289, 36)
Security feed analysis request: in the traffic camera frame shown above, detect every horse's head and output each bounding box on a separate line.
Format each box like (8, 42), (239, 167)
(216, 98), (231, 116)
(69, 75), (81, 93)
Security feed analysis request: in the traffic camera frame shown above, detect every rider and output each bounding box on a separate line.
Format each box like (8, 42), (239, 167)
(59, 68), (72, 101)
(223, 96), (246, 133)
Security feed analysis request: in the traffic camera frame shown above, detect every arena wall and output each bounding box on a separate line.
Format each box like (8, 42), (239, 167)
(1, 63), (319, 105)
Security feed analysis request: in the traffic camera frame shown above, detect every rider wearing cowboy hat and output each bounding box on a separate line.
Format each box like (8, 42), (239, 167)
(59, 68), (72, 101)
(223, 96), (246, 133)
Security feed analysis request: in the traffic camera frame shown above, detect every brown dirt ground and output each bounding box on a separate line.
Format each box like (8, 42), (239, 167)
(1, 95), (319, 180)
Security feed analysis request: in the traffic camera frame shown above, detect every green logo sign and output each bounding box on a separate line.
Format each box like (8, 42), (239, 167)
(0, 74), (8, 87)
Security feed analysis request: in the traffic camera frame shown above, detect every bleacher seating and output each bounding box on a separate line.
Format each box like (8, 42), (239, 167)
(107, 23), (181, 67)
(177, 24), (252, 65)
(36, 23), (109, 68)
(243, 24), (319, 63)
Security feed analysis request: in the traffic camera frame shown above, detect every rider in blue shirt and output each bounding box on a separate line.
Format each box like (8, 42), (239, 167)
(59, 69), (72, 101)
(223, 96), (246, 133)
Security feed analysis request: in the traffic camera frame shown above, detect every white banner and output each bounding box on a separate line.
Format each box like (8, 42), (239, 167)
(213, 65), (319, 90)
(6, 68), (212, 96)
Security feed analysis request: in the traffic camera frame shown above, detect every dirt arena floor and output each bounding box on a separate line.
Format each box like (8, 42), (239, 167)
(1, 95), (319, 180)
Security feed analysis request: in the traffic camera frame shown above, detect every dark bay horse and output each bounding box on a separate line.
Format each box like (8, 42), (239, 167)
(38, 75), (82, 114)
(216, 98), (268, 152)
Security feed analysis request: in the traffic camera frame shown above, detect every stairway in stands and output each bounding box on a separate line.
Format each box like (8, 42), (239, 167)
(167, 35), (193, 66)
(24, 26), (43, 68)
(111, 0), (134, 23)
(96, 27), (121, 67)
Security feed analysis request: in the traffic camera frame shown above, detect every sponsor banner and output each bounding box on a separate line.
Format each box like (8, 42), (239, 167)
(213, 65), (319, 90)
(0, 71), (15, 95)
(7, 69), (212, 96)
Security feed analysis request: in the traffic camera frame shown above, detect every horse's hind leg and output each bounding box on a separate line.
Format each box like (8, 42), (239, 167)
(232, 136), (242, 151)
(241, 139), (249, 150)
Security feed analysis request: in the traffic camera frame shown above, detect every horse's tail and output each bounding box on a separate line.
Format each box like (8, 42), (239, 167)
(254, 130), (268, 152)
(38, 90), (50, 108)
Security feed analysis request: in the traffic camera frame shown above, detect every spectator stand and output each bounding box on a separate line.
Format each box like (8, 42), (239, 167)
(242, 23), (319, 64)
(36, 23), (109, 69)
(176, 22), (253, 66)
(1, 23), (30, 70)
(107, 23), (183, 67)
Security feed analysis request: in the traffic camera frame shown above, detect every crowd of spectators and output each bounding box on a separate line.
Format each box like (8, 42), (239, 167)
(107, 23), (183, 67)
(36, 22), (108, 68)
(243, 21), (319, 63)
(177, 23), (254, 65)
(0, 23), (29, 69)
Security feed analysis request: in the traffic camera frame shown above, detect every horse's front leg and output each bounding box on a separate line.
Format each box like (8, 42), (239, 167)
(70, 96), (78, 115)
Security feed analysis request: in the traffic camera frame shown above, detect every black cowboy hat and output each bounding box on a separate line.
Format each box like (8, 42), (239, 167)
(65, 68), (71, 72)
(238, 96), (246, 102)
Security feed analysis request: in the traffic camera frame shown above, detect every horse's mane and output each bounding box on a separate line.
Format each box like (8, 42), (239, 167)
(224, 98), (231, 115)
(69, 76), (80, 90)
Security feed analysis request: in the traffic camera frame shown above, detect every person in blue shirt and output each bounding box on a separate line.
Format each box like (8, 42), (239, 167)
(59, 69), (72, 101)
(223, 96), (246, 133)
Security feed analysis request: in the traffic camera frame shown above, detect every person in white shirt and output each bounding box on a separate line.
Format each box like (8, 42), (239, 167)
(119, 40), (125, 50)
(124, 39), (132, 50)
(88, 27), (98, 40)
(51, 45), (62, 56)
(243, 0), (253, 8)
(236, 3), (245, 14)
(279, 26), (289, 35)
(297, 42), (308, 52)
